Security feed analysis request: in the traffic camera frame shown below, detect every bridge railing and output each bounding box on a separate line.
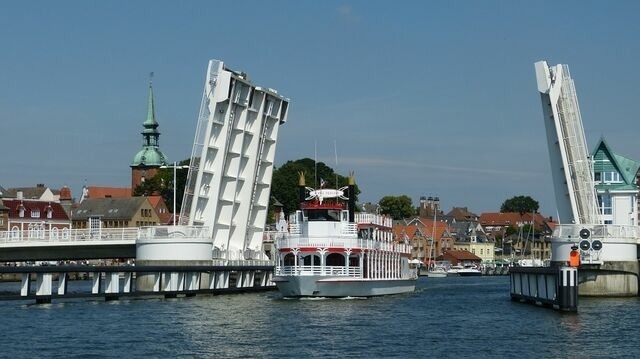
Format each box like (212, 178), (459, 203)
(0, 227), (139, 243)
(553, 224), (639, 240)
(138, 225), (209, 240)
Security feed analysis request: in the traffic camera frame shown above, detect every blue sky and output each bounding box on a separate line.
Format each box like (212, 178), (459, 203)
(1, 1), (639, 217)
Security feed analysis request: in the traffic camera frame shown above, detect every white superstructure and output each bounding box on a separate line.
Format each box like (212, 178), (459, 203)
(180, 60), (289, 260)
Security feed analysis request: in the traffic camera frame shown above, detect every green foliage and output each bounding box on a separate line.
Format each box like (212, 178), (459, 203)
(378, 195), (414, 220)
(133, 159), (190, 214)
(500, 195), (539, 214)
(269, 158), (359, 220)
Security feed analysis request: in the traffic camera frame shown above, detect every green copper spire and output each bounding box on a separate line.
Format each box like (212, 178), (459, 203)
(144, 78), (158, 127)
(131, 75), (168, 167)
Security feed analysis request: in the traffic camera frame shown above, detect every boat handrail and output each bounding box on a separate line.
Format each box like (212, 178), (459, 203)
(275, 265), (362, 277)
(275, 237), (412, 254)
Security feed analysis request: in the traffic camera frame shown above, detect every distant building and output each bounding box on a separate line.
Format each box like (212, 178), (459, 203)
(0, 199), (8, 231)
(446, 207), (478, 222)
(450, 221), (494, 264)
(394, 217), (454, 265)
(418, 196), (443, 218)
(130, 80), (168, 194)
(71, 197), (161, 229)
(591, 138), (640, 225)
(3, 184), (57, 202)
(2, 198), (71, 233)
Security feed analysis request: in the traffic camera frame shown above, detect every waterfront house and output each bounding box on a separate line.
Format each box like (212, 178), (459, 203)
(2, 197), (71, 234)
(450, 221), (495, 264)
(591, 138), (640, 225)
(394, 217), (454, 266)
(71, 197), (161, 229)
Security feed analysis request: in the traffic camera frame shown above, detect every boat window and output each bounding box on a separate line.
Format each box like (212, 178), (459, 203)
(326, 253), (345, 266)
(283, 253), (295, 266)
(304, 209), (341, 222)
(301, 254), (321, 266)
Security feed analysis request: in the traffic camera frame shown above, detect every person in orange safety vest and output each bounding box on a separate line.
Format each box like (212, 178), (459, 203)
(569, 244), (580, 267)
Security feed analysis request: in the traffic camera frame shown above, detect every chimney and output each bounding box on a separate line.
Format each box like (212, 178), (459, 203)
(17, 191), (23, 200)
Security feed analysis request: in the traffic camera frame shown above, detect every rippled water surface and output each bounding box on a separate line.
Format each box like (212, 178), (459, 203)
(1, 276), (639, 358)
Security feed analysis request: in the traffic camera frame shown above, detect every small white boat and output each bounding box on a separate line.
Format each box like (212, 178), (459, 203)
(451, 264), (482, 277)
(426, 267), (448, 278)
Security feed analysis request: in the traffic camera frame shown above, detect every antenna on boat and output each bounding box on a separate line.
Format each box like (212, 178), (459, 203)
(334, 140), (339, 189)
(314, 140), (318, 189)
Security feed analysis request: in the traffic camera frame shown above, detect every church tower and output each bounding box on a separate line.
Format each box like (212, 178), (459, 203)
(130, 78), (168, 193)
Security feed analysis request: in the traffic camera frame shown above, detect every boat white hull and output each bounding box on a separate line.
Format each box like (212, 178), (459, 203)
(273, 275), (416, 297)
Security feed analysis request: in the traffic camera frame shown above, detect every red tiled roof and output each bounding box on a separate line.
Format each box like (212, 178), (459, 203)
(88, 186), (132, 199)
(2, 199), (70, 221)
(394, 218), (450, 241)
(479, 212), (548, 226)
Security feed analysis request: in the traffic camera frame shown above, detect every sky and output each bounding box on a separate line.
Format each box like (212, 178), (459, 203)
(1, 1), (639, 217)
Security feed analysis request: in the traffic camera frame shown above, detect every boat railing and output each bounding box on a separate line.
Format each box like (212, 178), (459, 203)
(341, 223), (358, 235)
(354, 213), (392, 228)
(275, 237), (412, 254)
(275, 265), (362, 277)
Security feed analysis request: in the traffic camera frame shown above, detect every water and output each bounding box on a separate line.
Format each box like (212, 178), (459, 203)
(1, 276), (639, 358)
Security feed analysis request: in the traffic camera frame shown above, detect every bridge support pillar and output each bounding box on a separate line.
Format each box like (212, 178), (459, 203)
(105, 272), (120, 301)
(57, 273), (67, 295)
(20, 273), (30, 297)
(123, 273), (133, 293)
(36, 273), (52, 304)
(92, 273), (102, 294)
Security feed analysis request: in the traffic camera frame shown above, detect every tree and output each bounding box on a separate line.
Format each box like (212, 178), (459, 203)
(133, 159), (190, 214)
(378, 195), (414, 220)
(500, 195), (539, 214)
(270, 158), (359, 219)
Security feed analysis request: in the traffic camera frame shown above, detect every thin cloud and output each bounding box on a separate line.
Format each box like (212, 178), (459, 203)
(337, 4), (361, 23)
(338, 156), (542, 177)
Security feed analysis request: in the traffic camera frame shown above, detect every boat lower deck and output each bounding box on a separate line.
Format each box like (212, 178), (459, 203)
(273, 275), (416, 297)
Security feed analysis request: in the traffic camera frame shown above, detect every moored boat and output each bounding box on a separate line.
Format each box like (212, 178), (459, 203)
(272, 174), (417, 297)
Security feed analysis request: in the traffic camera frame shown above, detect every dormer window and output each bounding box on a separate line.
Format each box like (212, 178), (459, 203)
(46, 205), (53, 219)
(18, 203), (25, 218)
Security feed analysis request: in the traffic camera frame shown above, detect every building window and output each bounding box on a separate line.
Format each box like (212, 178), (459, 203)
(598, 195), (612, 215)
(31, 209), (40, 218)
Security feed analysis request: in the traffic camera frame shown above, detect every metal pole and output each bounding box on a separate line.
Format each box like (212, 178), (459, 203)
(173, 161), (177, 226)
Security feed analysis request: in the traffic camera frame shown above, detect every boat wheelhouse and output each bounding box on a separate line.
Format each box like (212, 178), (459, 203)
(272, 174), (416, 297)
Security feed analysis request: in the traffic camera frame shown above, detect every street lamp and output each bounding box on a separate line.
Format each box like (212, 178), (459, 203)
(160, 162), (190, 226)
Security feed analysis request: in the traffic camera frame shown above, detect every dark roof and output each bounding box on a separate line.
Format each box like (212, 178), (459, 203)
(441, 250), (481, 261)
(72, 197), (148, 220)
(2, 199), (69, 221)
